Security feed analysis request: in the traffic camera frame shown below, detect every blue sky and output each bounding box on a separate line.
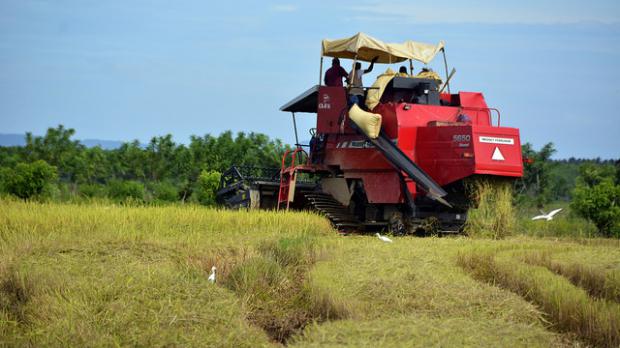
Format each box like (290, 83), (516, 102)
(0, 0), (619, 158)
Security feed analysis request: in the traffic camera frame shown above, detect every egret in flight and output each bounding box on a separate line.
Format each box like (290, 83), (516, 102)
(532, 208), (563, 221)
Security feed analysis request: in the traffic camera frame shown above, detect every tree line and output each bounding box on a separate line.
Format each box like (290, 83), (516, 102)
(0, 125), (289, 204)
(515, 143), (620, 205)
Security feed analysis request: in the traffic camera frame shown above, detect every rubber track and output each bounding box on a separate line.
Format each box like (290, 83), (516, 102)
(304, 192), (362, 231)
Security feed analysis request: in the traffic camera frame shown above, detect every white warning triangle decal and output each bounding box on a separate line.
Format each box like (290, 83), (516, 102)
(492, 147), (505, 161)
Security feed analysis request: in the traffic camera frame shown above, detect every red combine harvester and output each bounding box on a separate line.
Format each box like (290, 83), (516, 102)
(217, 33), (523, 234)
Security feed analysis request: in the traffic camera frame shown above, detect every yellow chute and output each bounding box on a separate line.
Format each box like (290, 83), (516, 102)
(348, 104), (382, 139)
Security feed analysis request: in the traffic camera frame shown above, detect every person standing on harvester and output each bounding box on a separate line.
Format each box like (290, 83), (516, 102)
(348, 56), (378, 106)
(324, 58), (349, 87)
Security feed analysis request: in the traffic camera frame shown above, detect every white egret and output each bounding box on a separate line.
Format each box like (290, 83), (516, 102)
(208, 266), (216, 283)
(532, 208), (563, 221)
(376, 233), (393, 243)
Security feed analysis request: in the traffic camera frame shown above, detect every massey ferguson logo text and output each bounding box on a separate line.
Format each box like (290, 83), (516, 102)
(479, 136), (514, 145)
(318, 94), (331, 110)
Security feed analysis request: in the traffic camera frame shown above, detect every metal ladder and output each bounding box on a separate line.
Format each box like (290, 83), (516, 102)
(277, 148), (307, 211)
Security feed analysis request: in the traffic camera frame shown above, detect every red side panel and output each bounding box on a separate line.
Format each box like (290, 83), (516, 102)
(416, 125), (476, 186)
(345, 172), (403, 204)
(459, 92), (488, 109)
(323, 134), (392, 171)
(391, 104), (461, 163)
(416, 124), (523, 186)
(472, 126), (523, 177)
(316, 86), (349, 134)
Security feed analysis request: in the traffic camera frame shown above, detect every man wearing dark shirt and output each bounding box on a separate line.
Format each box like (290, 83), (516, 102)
(324, 58), (349, 87)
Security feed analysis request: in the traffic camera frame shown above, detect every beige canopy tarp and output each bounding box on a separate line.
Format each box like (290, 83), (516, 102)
(321, 32), (444, 64)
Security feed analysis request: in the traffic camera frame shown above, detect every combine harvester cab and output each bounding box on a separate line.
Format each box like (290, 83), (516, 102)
(220, 32), (523, 234)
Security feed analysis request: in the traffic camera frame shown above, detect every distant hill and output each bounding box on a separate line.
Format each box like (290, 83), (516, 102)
(80, 139), (127, 149)
(0, 133), (126, 150)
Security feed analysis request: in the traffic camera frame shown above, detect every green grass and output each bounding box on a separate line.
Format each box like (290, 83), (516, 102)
(1, 199), (619, 347)
(515, 202), (599, 238)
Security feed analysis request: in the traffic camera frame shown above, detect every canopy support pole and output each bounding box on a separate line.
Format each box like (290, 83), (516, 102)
(292, 112), (300, 148)
(441, 48), (451, 94)
(349, 54), (358, 94)
(319, 56), (324, 86)
(409, 59), (414, 75)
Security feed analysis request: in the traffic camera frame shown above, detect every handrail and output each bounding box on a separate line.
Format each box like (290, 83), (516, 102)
(460, 107), (501, 127)
(280, 149), (291, 173)
(280, 148), (308, 172)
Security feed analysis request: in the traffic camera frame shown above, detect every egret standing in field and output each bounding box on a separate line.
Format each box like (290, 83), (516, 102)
(531, 208), (563, 221)
(376, 233), (393, 243)
(208, 266), (216, 283)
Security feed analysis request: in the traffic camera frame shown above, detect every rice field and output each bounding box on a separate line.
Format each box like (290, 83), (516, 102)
(1, 199), (619, 347)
